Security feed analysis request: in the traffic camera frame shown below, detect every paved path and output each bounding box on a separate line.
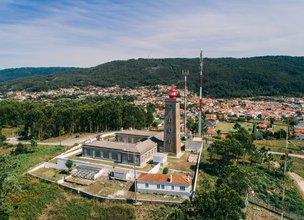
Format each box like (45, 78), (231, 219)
(269, 151), (304, 160)
(288, 172), (304, 197)
(6, 134), (99, 146)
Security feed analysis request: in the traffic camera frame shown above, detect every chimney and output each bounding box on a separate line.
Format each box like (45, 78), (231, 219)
(170, 174), (172, 183)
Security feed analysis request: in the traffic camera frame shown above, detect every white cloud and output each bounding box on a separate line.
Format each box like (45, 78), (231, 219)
(0, 0), (303, 68)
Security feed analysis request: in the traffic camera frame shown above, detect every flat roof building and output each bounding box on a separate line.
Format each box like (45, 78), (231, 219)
(82, 129), (164, 167)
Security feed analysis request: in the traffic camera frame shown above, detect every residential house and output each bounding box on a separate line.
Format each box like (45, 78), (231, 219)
(137, 173), (191, 196)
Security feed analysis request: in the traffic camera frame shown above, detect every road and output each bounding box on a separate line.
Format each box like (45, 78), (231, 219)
(269, 151), (304, 160)
(6, 133), (99, 146)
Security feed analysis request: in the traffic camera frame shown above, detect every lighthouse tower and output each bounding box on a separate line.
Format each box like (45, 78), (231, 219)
(163, 87), (181, 156)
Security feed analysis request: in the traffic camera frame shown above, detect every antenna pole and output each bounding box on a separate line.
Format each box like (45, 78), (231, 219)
(182, 69), (189, 137)
(280, 123), (289, 220)
(198, 50), (203, 138)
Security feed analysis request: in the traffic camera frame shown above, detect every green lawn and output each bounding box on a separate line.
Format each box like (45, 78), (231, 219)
(215, 121), (235, 133)
(255, 140), (304, 155)
(290, 157), (304, 178)
(31, 167), (66, 181)
(167, 151), (196, 173)
(1, 127), (19, 137)
(215, 121), (253, 133)
(215, 121), (287, 135)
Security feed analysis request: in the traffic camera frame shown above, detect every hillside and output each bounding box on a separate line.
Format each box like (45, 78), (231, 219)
(0, 67), (79, 82)
(1, 56), (304, 98)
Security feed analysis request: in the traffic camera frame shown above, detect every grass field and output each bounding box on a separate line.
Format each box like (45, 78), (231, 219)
(167, 151), (196, 173)
(31, 167), (66, 181)
(255, 140), (304, 155)
(290, 157), (304, 178)
(1, 127), (19, 137)
(215, 121), (287, 134)
(1, 144), (139, 220)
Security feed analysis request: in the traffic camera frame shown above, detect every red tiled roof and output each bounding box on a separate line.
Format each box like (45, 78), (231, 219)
(207, 129), (217, 135)
(137, 173), (190, 185)
(258, 123), (268, 129)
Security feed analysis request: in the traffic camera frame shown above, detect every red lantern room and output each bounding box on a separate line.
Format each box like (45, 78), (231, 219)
(168, 86), (177, 99)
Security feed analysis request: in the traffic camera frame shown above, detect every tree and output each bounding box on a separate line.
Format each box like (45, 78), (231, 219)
(0, 134), (6, 143)
(228, 127), (255, 158)
(208, 139), (244, 165)
(162, 167), (169, 174)
(151, 121), (158, 128)
(0, 154), (21, 218)
(270, 118), (275, 125)
(12, 143), (31, 155)
(252, 123), (257, 134)
(65, 159), (74, 172)
(193, 184), (245, 219)
(289, 117), (298, 126)
(217, 165), (249, 196)
(252, 131), (263, 140)
(30, 138), (37, 148)
(233, 123), (241, 130)
(146, 108), (154, 127)
(274, 129), (286, 139)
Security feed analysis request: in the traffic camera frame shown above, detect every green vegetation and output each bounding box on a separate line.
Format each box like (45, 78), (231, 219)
(255, 139), (304, 155)
(0, 67), (79, 82)
(0, 144), (136, 219)
(162, 167), (169, 174)
(0, 97), (153, 140)
(240, 164), (304, 215)
(31, 167), (66, 181)
(1, 56), (304, 97)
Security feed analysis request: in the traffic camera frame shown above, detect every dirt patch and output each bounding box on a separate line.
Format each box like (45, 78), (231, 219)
(288, 172), (304, 198)
(246, 203), (280, 220)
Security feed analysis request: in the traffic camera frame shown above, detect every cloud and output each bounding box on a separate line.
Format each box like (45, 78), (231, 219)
(0, 0), (303, 69)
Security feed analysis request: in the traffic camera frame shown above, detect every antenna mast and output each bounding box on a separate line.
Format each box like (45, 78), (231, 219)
(280, 123), (289, 220)
(182, 69), (189, 137)
(198, 50), (203, 138)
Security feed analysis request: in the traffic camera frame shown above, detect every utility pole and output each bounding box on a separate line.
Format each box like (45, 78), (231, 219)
(182, 69), (189, 137)
(198, 50), (203, 138)
(280, 123), (289, 220)
(133, 149), (138, 204)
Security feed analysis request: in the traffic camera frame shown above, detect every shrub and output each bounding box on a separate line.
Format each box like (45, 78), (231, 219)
(13, 143), (31, 155)
(163, 167), (169, 174)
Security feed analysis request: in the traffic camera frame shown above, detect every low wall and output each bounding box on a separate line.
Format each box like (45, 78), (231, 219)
(148, 163), (160, 174)
(45, 161), (67, 170)
(58, 157), (144, 178)
(190, 141), (203, 201)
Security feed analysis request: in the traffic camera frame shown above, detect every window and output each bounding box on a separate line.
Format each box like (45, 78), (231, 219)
(171, 186), (174, 190)
(145, 183), (149, 188)
(157, 184), (160, 189)
(180, 186), (185, 191)
(161, 185), (165, 189)
(95, 150), (101, 158)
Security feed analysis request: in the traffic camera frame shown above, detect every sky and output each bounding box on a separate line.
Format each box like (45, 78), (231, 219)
(0, 0), (304, 69)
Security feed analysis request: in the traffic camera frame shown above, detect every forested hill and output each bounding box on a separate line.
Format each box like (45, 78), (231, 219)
(0, 67), (79, 82)
(1, 56), (304, 98)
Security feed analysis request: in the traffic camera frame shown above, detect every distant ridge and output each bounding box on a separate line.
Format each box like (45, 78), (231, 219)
(1, 56), (304, 98)
(0, 67), (80, 82)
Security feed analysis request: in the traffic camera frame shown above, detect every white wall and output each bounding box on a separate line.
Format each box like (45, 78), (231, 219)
(137, 181), (190, 195)
(148, 163), (160, 174)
